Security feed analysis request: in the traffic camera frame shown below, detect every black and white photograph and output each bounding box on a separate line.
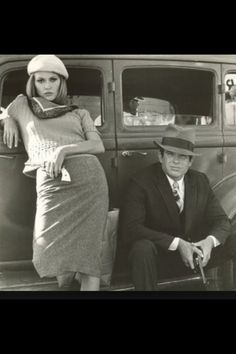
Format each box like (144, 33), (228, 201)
(0, 54), (236, 299)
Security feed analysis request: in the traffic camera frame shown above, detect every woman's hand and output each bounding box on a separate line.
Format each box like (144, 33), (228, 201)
(43, 146), (66, 179)
(2, 117), (21, 148)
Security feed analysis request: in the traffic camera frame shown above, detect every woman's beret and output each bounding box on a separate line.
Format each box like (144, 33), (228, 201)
(27, 55), (69, 79)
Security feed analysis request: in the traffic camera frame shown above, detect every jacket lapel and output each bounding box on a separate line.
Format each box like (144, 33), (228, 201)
(154, 164), (181, 229)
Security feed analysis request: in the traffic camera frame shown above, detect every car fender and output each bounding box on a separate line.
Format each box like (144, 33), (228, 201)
(213, 173), (236, 220)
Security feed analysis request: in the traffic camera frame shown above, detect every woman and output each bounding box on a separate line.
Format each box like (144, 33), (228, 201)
(0, 55), (109, 291)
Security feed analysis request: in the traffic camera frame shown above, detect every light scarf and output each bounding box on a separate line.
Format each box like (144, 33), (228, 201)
(27, 97), (78, 119)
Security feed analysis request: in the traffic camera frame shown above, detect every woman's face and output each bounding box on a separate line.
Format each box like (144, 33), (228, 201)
(34, 72), (61, 101)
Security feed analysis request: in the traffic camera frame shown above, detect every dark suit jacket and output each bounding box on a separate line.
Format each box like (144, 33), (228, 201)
(120, 162), (231, 250)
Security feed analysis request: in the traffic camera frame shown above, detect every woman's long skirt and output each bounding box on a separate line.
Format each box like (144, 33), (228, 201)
(33, 154), (109, 278)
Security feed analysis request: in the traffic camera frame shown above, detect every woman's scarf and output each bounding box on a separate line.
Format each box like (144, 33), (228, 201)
(27, 97), (78, 119)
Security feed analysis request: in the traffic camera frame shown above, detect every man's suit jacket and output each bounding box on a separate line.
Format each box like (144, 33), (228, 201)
(121, 162), (231, 250)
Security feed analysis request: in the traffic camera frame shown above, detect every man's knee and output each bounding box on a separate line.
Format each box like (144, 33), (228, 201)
(129, 239), (157, 263)
(224, 232), (236, 260)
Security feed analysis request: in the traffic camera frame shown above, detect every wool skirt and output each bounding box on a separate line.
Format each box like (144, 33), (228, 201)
(33, 154), (109, 278)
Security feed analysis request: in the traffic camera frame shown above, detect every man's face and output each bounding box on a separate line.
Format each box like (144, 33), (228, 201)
(129, 99), (139, 115)
(230, 86), (236, 100)
(158, 150), (193, 181)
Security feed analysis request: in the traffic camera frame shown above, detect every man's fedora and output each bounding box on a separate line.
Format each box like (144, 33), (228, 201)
(153, 124), (201, 156)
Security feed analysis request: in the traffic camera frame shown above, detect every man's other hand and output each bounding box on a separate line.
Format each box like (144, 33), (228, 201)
(192, 237), (214, 267)
(178, 239), (203, 269)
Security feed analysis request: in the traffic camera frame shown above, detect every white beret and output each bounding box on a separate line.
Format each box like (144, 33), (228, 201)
(27, 55), (69, 79)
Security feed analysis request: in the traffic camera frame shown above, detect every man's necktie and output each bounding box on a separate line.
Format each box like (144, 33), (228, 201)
(172, 181), (183, 213)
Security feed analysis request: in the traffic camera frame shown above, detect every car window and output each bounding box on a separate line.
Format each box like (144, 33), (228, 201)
(225, 73), (236, 125)
(68, 95), (102, 124)
(137, 97), (175, 126)
(67, 68), (104, 127)
(1, 67), (104, 127)
(122, 67), (214, 127)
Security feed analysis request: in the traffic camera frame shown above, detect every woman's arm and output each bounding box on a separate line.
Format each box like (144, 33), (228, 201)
(61, 131), (105, 156)
(44, 131), (105, 179)
(0, 116), (21, 148)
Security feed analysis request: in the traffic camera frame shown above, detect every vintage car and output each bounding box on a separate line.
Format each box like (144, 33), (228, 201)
(1, 54), (236, 291)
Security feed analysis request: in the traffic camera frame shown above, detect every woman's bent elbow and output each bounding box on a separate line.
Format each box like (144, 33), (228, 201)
(90, 140), (105, 154)
(98, 144), (105, 154)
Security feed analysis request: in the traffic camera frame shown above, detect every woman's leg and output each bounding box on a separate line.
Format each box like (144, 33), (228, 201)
(80, 274), (100, 291)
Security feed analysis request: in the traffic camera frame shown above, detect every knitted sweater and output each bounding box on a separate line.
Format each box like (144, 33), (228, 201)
(8, 95), (98, 177)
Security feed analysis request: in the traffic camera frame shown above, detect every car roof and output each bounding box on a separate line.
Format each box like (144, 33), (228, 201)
(1, 54), (236, 65)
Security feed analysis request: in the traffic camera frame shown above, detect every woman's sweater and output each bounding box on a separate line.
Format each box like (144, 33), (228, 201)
(8, 95), (98, 177)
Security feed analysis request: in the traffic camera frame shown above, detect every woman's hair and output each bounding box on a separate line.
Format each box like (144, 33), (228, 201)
(26, 74), (68, 105)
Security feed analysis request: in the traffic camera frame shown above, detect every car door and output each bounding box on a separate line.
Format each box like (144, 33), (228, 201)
(218, 62), (236, 220)
(0, 55), (116, 265)
(113, 57), (223, 207)
(0, 57), (36, 263)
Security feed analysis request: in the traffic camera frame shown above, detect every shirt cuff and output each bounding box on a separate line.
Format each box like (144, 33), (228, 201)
(168, 237), (180, 251)
(208, 235), (220, 247)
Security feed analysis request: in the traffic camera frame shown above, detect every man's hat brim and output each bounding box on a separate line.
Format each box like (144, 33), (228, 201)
(153, 141), (201, 156)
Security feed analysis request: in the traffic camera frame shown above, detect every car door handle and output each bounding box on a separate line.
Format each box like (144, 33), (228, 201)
(0, 154), (15, 159)
(121, 151), (148, 158)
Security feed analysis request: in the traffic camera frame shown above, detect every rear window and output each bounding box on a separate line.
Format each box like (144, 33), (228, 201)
(224, 73), (236, 125)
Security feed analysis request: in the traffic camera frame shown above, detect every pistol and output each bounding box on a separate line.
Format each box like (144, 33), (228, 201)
(193, 254), (207, 285)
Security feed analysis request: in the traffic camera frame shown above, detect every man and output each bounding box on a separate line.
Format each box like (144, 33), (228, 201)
(123, 96), (144, 126)
(225, 85), (236, 125)
(120, 124), (236, 290)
